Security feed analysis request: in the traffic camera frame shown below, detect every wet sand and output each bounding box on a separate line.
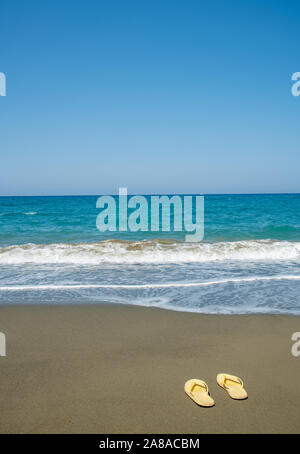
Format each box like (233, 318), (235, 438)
(0, 304), (299, 433)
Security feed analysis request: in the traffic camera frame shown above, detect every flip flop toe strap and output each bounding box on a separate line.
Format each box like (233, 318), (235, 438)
(191, 381), (208, 393)
(223, 375), (243, 389)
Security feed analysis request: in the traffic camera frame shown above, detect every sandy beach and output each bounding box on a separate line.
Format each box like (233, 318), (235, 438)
(0, 304), (299, 434)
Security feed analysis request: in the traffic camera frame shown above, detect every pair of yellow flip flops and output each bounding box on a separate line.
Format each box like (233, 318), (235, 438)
(185, 373), (248, 407)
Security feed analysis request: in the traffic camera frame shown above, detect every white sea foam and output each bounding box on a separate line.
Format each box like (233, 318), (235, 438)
(0, 239), (299, 265)
(24, 212), (37, 215)
(0, 275), (299, 291)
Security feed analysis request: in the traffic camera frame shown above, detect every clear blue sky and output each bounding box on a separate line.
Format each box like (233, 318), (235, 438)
(0, 0), (299, 195)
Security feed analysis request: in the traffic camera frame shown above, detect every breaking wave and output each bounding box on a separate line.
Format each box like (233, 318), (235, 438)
(0, 239), (299, 265)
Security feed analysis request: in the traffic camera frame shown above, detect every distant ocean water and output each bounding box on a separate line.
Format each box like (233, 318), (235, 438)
(0, 194), (299, 314)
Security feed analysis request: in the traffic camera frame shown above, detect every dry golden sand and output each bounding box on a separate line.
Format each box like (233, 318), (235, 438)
(0, 304), (300, 433)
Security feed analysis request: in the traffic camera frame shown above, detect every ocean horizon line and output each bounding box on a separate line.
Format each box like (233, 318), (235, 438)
(0, 192), (299, 198)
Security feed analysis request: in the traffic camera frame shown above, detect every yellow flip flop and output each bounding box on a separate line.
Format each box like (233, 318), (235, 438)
(184, 379), (215, 407)
(217, 373), (248, 400)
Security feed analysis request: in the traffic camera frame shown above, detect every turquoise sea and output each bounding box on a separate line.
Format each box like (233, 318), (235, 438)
(0, 194), (299, 314)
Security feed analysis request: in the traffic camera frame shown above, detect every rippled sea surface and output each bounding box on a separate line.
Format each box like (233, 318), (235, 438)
(0, 194), (299, 314)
